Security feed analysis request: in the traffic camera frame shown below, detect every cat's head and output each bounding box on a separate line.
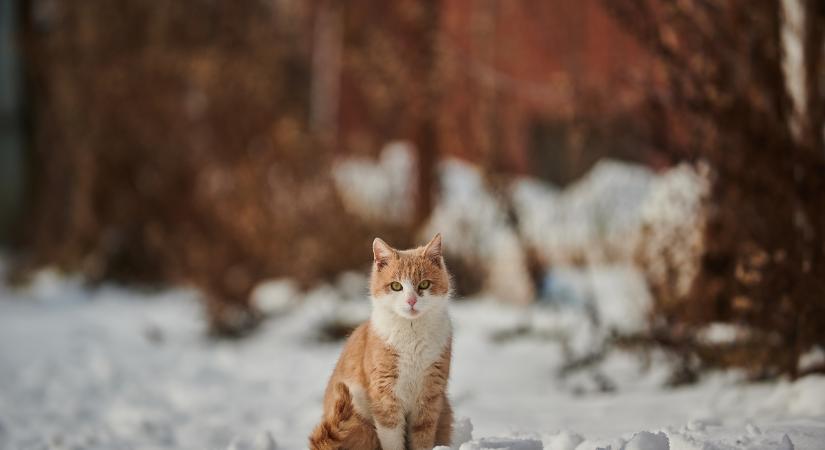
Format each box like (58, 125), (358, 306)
(370, 234), (451, 319)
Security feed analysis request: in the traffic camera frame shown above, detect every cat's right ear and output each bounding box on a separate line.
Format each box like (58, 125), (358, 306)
(372, 238), (395, 270)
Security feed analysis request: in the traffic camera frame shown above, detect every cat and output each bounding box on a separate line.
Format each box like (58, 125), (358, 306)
(309, 234), (453, 450)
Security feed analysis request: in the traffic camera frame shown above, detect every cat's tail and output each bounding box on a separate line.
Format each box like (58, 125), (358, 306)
(308, 383), (362, 450)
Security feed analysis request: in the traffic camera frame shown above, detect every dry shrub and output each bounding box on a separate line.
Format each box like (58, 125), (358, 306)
(634, 163), (709, 312)
(607, 0), (825, 378)
(16, 0), (413, 335)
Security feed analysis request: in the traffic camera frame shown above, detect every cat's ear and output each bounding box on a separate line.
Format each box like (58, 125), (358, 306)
(373, 238), (396, 270)
(423, 233), (443, 264)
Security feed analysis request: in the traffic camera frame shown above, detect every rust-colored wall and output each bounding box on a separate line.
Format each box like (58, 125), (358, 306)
(439, 0), (653, 175)
(330, 0), (654, 179)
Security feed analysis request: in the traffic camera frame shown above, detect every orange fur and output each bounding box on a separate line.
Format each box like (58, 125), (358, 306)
(309, 382), (379, 450)
(309, 235), (453, 450)
(370, 236), (450, 299)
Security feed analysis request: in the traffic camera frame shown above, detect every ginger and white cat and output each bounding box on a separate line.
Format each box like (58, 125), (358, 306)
(309, 234), (453, 450)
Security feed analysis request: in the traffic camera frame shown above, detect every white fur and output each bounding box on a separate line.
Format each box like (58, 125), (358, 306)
(345, 381), (372, 420)
(376, 423), (405, 450)
(370, 282), (452, 415)
(375, 276), (446, 320)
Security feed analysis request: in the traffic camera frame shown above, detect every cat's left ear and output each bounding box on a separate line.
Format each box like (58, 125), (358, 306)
(373, 238), (396, 270)
(423, 233), (443, 264)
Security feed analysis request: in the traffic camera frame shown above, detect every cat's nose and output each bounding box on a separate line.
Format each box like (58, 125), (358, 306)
(406, 296), (417, 306)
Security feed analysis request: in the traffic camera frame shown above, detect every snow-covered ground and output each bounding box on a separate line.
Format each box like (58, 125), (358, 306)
(1, 271), (824, 450)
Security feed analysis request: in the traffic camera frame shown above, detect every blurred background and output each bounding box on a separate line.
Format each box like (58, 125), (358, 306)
(0, 0), (824, 448)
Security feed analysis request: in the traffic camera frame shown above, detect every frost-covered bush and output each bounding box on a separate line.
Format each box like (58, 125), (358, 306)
(513, 159), (655, 267)
(422, 159), (535, 305)
(634, 163), (709, 305)
(609, 0), (825, 377)
(333, 142), (416, 224)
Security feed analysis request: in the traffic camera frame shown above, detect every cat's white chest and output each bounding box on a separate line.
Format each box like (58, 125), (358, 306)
(371, 310), (451, 413)
(392, 330), (444, 410)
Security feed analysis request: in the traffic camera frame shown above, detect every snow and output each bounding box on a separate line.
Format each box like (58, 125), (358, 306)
(421, 157), (535, 305)
(513, 159), (655, 266)
(459, 437), (543, 450)
(251, 279), (299, 316)
(512, 159), (709, 316)
(332, 141), (416, 223)
(0, 156), (820, 449)
(798, 347), (825, 374)
(455, 420), (823, 450)
(543, 430), (584, 450)
(695, 323), (745, 345)
(332, 141), (416, 224)
(623, 431), (668, 450)
(1, 272), (824, 450)
(781, 0), (805, 134)
(331, 143), (709, 313)
(633, 162), (708, 302)
(573, 266), (652, 335)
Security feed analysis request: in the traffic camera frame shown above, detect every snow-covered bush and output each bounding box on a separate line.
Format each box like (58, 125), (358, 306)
(421, 158), (534, 305)
(333, 141), (416, 224)
(512, 159), (655, 267)
(333, 143), (535, 304)
(633, 162), (709, 306)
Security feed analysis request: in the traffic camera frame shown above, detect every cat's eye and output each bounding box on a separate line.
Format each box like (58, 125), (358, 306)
(418, 280), (431, 290)
(390, 281), (403, 291)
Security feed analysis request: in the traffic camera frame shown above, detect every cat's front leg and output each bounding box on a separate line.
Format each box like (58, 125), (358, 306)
(410, 342), (452, 450)
(408, 391), (443, 450)
(369, 380), (405, 450)
(372, 402), (405, 450)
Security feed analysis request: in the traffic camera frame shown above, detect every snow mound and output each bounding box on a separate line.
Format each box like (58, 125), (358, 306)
(333, 143), (535, 304)
(460, 436), (543, 450)
(462, 422), (819, 450)
(226, 431), (277, 450)
(332, 141), (415, 223)
(624, 431), (669, 450)
(250, 278), (298, 315)
(513, 159), (708, 277)
(544, 430), (584, 450)
(333, 145), (709, 311)
(761, 375), (825, 417)
(453, 416), (475, 448)
(664, 425), (801, 450)
(549, 265), (652, 335)
(422, 157), (534, 305)
(513, 159), (655, 266)
(634, 162), (709, 302)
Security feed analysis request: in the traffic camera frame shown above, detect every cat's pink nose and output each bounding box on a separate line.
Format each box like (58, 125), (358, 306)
(406, 296), (417, 307)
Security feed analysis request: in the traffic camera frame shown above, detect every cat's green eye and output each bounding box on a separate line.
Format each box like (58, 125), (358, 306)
(418, 280), (431, 290)
(390, 281), (403, 291)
